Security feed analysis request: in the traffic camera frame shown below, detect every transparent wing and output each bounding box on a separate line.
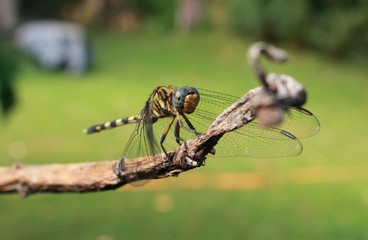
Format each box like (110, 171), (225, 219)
(122, 103), (159, 160)
(123, 121), (156, 160)
(197, 88), (320, 138)
(186, 109), (303, 158)
(214, 126), (303, 158)
(274, 107), (320, 139)
(122, 104), (164, 183)
(184, 88), (320, 158)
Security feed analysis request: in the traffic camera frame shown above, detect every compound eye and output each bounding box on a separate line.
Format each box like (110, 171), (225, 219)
(172, 88), (188, 109)
(183, 87), (200, 114)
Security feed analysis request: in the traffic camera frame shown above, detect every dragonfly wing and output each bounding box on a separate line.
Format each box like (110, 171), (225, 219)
(121, 106), (164, 183)
(274, 107), (321, 139)
(123, 121), (160, 161)
(214, 126), (303, 158)
(197, 88), (240, 111)
(186, 89), (316, 158)
(184, 102), (302, 158)
(199, 88), (320, 138)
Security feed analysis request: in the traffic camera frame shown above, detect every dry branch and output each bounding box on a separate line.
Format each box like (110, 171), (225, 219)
(0, 42), (308, 197)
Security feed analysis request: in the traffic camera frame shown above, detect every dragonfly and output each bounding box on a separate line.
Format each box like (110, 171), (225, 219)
(84, 85), (320, 162)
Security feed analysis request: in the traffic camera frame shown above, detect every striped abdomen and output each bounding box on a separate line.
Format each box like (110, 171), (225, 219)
(84, 115), (140, 134)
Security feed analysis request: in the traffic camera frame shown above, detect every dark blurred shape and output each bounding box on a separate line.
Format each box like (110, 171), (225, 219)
(95, 0), (176, 32)
(307, 1), (368, 59)
(230, 0), (308, 43)
(17, 0), (175, 31)
(19, 0), (80, 20)
(15, 20), (91, 75)
(230, 0), (368, 59)
(0, 40), (18, 117)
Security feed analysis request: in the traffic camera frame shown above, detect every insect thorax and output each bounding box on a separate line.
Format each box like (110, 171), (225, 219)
(150, 86), (177, 119)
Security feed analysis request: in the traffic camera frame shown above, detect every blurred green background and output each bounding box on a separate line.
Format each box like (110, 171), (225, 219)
(1, 1), (368, 239)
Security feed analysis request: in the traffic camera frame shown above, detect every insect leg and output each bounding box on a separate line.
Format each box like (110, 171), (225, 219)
(181, 114), (201, 136)
(160, 117), (176, 156)
(174, 119), (183, 145)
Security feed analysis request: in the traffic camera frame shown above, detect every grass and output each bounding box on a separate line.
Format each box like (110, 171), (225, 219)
(1, 30), (368, 239)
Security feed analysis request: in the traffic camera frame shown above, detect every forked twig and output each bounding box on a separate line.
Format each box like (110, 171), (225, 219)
(0, 42), (308, 197)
